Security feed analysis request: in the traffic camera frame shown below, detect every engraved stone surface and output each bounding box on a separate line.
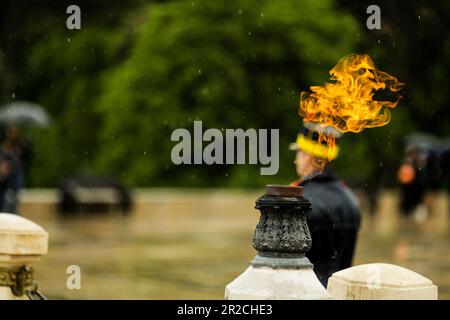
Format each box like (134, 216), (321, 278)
(250, 187), (313, 269)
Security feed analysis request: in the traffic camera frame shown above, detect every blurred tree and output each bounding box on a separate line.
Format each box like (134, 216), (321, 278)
(24, 29), (123, 185)
(1, 0), (147, 186)
(94, 0), (361, 187)
(8, 0), (443, 189)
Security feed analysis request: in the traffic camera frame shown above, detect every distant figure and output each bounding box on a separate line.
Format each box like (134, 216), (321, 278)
(0, 153), (14, 212)
(0, 127), (31, 213)
(440, 143), (450, 191)
(397, 134), (441, 218)
(290, 122), (361, 287)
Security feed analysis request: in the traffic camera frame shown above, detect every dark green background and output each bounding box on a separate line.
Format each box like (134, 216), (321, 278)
(0, 0), (448, 188)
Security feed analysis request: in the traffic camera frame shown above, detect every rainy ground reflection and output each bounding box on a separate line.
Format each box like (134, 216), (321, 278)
(19, 189), (450, 299)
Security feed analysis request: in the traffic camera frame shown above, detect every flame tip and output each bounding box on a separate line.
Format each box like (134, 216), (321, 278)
(298, 53), (403, 161)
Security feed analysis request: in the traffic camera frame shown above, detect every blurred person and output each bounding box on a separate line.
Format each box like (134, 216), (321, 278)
(290, 122), (361, 287)
(397, 141), (441, 220)
(0, 153), (13, 212)
(0, 126), (31, 213)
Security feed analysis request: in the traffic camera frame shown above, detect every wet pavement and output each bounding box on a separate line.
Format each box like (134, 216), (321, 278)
(18, 189), (450, 299)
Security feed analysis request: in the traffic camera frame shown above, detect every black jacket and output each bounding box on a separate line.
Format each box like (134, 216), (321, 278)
(298, 167), (361, 287)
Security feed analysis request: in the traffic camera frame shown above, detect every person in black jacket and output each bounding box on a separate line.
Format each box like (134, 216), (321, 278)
(290, 122), (361, 287)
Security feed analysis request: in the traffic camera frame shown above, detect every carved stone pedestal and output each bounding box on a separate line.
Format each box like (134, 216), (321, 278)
(225, 185), (330, 300)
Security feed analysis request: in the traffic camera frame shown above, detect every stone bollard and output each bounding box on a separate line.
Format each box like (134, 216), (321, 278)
(0, 213), (48, 300)
(327, 263), (438, 300)
(225, 185), (331, 300)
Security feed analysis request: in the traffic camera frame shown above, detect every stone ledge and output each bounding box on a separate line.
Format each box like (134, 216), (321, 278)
(327, 263), (438, 300)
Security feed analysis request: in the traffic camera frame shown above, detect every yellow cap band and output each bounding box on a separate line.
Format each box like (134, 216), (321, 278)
(296, 135), (340, 160)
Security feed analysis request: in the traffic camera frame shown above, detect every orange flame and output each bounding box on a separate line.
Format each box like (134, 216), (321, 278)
(299, 53), (404, 162)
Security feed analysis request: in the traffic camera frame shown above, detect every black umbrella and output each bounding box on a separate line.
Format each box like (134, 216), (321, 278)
(0, 101), (50, 127)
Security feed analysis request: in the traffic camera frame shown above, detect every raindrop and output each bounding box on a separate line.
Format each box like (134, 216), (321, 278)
(11, 93), (15, 99)
(198, 69), (202, 74)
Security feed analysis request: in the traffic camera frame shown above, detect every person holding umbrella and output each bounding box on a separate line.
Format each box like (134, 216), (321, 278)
(0, 101), (49, 213)
(0, 126), (31, 212)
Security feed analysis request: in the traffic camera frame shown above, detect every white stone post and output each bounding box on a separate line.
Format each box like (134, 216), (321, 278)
(327, 263), (438, 300)
(0, 213), (48, 300)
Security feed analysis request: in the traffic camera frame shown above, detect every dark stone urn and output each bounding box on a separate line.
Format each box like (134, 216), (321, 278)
(250, 185), (313, 269)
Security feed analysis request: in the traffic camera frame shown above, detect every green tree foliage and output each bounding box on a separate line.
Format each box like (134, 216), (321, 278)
(24, 29), (123, 185)
(94, 0), (361, 187)
(1, 0), (147, 186)
(7, 0), (444, 188)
